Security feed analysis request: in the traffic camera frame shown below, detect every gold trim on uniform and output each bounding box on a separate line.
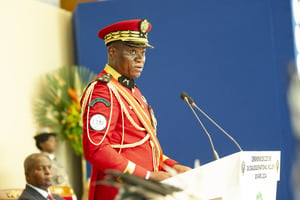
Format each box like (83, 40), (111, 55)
(107, 81), (146, 132)
(141, 96), (147, 104)
(104, 64), (163, 171)
(163, 155), (169, 161)
(108, 77), (162, 171)
(123, 160), (136, 174)
(111, 135), (150, 149)
(104, 65), (121, 79)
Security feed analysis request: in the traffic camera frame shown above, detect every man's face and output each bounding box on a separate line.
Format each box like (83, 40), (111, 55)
(109, 42), (146, 79)
(25, 155), (53, 191)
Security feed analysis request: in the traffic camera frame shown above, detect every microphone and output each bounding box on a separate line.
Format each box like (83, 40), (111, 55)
(181, 92), (243, 152)
(180, 92), (220, 160)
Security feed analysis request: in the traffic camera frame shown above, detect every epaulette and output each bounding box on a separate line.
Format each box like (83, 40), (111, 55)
(97, 73), (113, 83)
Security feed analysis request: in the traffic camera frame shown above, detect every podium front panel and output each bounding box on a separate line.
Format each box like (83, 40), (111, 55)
(162, 151), (281, 200)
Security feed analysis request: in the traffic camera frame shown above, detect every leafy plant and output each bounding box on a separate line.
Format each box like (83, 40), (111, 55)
(33, 66), (96, 155)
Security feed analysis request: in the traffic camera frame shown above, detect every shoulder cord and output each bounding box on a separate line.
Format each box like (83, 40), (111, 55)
(107, 80), (161, 171)
(108, 83), (146, 131)
(81, 81), (150, 149)
(80, 81), (97, 121)
(81, 81), (114, 146)
(107, 82), (150, 150)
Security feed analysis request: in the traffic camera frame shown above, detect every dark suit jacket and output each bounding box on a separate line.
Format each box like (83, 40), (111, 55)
(18, 185), (64, 200)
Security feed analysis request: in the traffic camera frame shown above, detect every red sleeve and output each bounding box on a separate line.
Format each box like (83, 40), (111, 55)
(162, 155), (179, 167)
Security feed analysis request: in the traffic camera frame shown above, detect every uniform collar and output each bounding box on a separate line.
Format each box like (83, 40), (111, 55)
(104, 64), (135, 89)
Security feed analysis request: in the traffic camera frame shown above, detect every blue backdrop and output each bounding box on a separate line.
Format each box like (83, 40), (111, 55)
(73, 0), (296, 199)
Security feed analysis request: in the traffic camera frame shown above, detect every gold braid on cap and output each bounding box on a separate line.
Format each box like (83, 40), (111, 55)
(104, 30), (149, 45)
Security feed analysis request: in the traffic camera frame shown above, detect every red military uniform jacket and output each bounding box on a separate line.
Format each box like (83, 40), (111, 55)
(81, 64), (178, 200)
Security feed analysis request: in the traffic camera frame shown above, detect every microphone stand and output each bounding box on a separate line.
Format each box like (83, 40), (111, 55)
(192, 102), (243, 151)
(183, 92), (243, 152)
(182, 95), (220, 160)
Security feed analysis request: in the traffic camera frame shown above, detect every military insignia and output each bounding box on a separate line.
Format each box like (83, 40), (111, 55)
(139, 19), (149, 37)
(118, 76), (134, 89)
(97, 73), (112, 83)
(89, 97), (111, 107)
(90, 114), (107, 131)
(148, 105), (157, 130)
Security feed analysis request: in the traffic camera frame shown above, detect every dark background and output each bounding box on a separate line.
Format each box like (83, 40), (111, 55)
(73, 0), (296, 199)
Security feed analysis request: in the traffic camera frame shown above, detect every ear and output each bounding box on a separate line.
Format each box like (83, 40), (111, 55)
(108, 46), (116, 57)
(25, 172), (30, 182)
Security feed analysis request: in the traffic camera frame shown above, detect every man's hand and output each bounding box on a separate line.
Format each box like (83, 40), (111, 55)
(149, 164), (192, 181)
(172, 164), (192, 174)
(149, 171), (172, 181)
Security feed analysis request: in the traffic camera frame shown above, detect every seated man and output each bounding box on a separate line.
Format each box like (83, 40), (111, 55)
(18, 153), (64, 200)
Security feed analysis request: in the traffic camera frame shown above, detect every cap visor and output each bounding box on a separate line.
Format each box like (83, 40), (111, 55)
(122, 41), (154, 48)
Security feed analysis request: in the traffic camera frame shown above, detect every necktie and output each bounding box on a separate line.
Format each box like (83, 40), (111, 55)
(47, 194), (55, 200)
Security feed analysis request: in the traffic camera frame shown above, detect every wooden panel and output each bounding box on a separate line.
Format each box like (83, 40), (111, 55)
(0, 189), (23, 200)
(60, 0), (96, 12)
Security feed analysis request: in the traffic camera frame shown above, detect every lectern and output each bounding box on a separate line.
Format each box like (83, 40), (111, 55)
(162, 151), (280, 200)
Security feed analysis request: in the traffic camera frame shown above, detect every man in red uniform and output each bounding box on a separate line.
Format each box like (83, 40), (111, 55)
(81, 19), (191, 200)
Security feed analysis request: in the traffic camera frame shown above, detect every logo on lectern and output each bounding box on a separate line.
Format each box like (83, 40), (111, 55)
(241, 161), (245, 175)
(256, 192), (263, 200)
(276, 160), (280, 173)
